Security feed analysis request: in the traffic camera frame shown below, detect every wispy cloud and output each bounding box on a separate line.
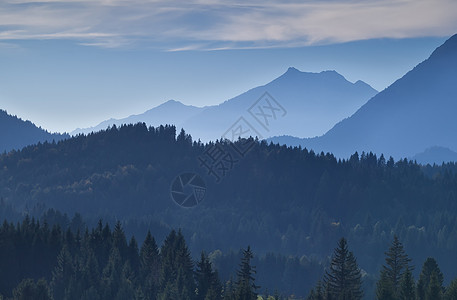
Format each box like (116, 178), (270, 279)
(0, 0), (456, 50)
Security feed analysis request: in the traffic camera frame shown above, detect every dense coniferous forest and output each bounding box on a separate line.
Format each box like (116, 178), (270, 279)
(1, 213), (457, 299)
(2, 123), (457, 297)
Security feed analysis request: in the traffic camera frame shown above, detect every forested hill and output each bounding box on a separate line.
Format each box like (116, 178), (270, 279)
(0, 109), (68, 153)
(1, 123), (457, 285)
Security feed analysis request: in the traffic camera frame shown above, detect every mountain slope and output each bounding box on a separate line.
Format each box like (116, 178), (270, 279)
(2, 123), (457, 288)
(274, 34), (457, 159)
(0, 110), (68, 153)
(71, 100), (205, 135)
(73, 69), (377, 141)
(182, 68), (377, 141)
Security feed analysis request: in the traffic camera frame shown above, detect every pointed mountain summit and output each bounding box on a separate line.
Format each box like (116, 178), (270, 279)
(72, 69), (377, 141)
(181, 68), (377, 141)
(277, 34), (457, 159)
(0, 110), (68, 153)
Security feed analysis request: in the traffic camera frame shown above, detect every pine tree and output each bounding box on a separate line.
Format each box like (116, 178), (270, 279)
(127, 236), (140, 273)
(112, 221), (128, 260)
(399, 267), (415, 300)
(324, 238), (363, 300)
(383, 236), (413, 296)
(79, 250), (100, 299)
(51, 246), (74, 300)
(100, 248), (123, 299)
(376, 270), (396, 300)
(195, 252), (222, 300)
(158, 230), (195, 299)
(417, 258), (444, 300)
(235, 246), (259, 300)
(426, 271), (443, 300)
(140, 231), (160, 299)
(445, 278), (457, 300)
(307, 281), (324, 300)
(223, 277), (236, 300)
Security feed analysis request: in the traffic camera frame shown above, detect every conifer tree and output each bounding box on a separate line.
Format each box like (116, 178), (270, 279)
(399, 267), (415, 300)
(235, 246), (259, 300)
(417, 258), (444, 300)
(112, 221), (128, 260)
(376, 270), (396, 300)
(158, 230), (195, 299)
(100, 248), (123, 299)
(307, 281), (324, 300)
(445, 278), (457, 300)
(426, 271), (443, 300)
(51, 246), (74, 300)
(324, 238), (363, 300)
(140, 231), (160, 299)
(195, 252), (222, 300)
(383, 236), (413, 296)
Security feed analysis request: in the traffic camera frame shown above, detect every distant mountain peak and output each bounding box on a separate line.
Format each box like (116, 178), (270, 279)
(272, 34), (457, 160)
(286, 66), (300, 73)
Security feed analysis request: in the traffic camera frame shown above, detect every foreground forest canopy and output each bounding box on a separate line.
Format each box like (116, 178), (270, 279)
(1, 215), (457, 300)
(1, 123), (457, 297)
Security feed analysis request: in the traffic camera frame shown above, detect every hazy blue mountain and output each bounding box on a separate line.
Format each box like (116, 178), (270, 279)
(71, 99), (205, 135)
(0, 110), (68, 154)
(72, 69), (377, 141)
(412, 146), (457, 165)
(271, 34), (457, 160)
(182, 67), (377, 141)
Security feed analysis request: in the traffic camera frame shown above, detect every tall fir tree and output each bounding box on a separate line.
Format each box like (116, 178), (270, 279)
(376, 270), (396, 300)
(235, 246), (259, 300)
(417, 258), (444, 300)
(140, 231), (160, 299)
(383, 236), (413, 297)
(51, 246), (75, 300)
(307, 281), (324, 300)
(158, 230), (195, 300)
(195, 252), (222, 300)
(399, 267), (415, 300)
(426, 271), (443, 300)
(445, 278), (457, 300)
(324, 238), (363, 300)
(100, 248), (123, 299)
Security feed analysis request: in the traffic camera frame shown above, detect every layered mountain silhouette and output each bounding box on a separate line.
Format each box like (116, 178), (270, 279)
(73, 68), (377, 141)
(0, 110), (68, 154)
(72, 100), (204, 135)
(271, 34), (457, 160)
(412, 146), (457, 165)
(182, 68), (377, 141)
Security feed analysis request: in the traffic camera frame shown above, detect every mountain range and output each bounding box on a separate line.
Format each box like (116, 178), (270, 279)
(0, 110), (68, 154)
(270, 34), (457, 161)
(71, 100), (205, 136)
(72, 68), (378, 141)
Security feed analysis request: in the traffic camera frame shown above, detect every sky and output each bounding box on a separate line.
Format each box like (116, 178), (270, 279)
(0, 0), (456, 133)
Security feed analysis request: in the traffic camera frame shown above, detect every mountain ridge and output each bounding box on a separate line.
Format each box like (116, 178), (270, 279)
(0, 109), (68, 154)
(270, 34), (457, 160)
(72, 68), (377, 141)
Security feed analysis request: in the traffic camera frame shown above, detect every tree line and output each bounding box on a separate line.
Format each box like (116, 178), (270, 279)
(0, 215), (263, 300)
(307, 236), (457, 300)
(2, 123), (457, 296)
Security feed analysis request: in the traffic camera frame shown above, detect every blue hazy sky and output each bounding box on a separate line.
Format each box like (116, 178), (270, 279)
(0, 0), (456, 133)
